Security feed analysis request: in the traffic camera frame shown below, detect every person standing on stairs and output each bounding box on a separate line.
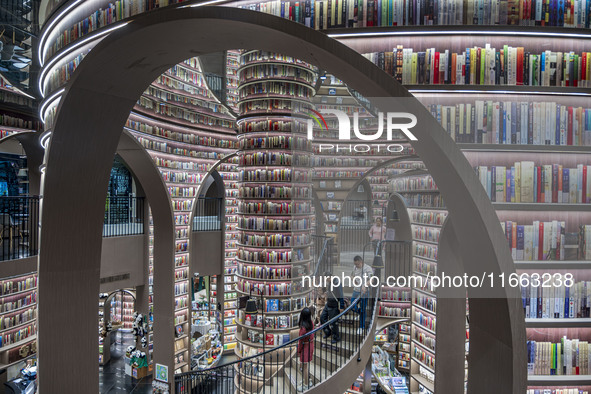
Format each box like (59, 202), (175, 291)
(351, 256), (374, 334)
(320, 272), (343, 343)
(297, 307), (315, 390)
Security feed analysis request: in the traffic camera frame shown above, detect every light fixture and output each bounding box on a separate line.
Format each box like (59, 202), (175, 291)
(245, 299), (258, 314)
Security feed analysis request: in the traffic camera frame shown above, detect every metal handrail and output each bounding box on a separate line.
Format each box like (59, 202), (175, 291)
(175, 284), (379, 393)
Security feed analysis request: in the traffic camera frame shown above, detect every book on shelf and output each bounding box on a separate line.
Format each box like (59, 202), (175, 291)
(476, 163), (591, 204)
(365, 47), (591, 88)
(428, 101), (591, 146)
(239, 0), (591, 28)
(521, 279), (590, 318)
(527, 337), (591, 375)
(502, 220), (590, 261)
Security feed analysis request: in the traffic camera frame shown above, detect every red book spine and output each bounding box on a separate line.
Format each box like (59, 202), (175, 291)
(374, 0), (378, 25)
(516, 48), (524, 86)
(538, 222), (544, 260)
(583, 53), (587, 85)
(434, 52), (440, 85)
(552, 164), (558, 203)
(567, 107), (574, 145)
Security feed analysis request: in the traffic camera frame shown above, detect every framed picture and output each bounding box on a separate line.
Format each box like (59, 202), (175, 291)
(334, 180), (342, 189)
(357, 185), (364, 192)
(155, 363), (169, 383)
(326, 192), (335, 199)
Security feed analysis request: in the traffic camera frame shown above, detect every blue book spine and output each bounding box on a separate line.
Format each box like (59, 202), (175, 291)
(510, 167), (516, 202)
(565, 285), (570, 317)
(377, 0), (382, 25)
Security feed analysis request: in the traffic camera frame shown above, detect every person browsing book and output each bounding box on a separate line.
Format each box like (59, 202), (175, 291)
(297, 307), (314, 390)
(351, 256), (373, 333)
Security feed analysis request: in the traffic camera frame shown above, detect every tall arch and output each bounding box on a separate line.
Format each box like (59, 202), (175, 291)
(39, 7), (525, 393)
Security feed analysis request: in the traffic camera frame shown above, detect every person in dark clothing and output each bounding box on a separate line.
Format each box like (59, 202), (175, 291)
(320, 272), (343, 343)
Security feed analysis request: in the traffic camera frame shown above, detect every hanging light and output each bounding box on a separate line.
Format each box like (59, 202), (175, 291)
(245, 299), (258, 314)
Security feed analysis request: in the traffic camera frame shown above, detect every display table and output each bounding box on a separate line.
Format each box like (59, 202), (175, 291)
(371, 346), (409, 394)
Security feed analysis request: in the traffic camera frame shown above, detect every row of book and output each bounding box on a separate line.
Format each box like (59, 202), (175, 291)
(414, 243), (439, 260)
(414, 259), (437, 277)
(240, 0), (591, 29)
(240, 63), (316, 81)
(402, 194), (446, 208)
(0, 323), (35, 348)
(240, 152), (310, 167)
(0, 309), (35, 331)
(238, 233), (311, 247)
(237, 248), (307, 264)
(241, 52), (313, 69)
(410, 209), (448, 226)
(247, 330), (293, 346)
(136, 136), (225, 161)
(238, 201), (312, 215)
(154, 75), (211, 102)
(414, 329), (436, 351)
(242, 313), (296, 329)
(174, 296), (189, 310)
(172, 200), (192, 212)
(238, 217), (311, 231)
(364, 46), (591, 87)
(413, 310), (437, 332)
(414, 292), (437, 313)
(527, 338), (591, 375)
(0, 90), (33, 108)
(239, 121), (308, 136)
(238, 83), (313, 98)
(476, 163), (591, 203)
(239, 185), (311, 199)
(144, 86), (230, 117)
(428, 101), (591, 146)
(392, 176), (437, 191)
(501, 221), (590, 261)
(236, 281), (305, 296)
(174, 283), (189, 297)
(239, 99), (312, 114)
(311, 157), (381, 167)
(0, 277), (37, 296)
(138, 97), (235, 131)
(381, 289), (412, 301)
(160, 171), (203, 184)
(0, 292), (36, 313)
(412, 345), (436, 368)
(237, 265), (294, 280)
(522, 280), (591, 318)
(413, 226), (441, 243)
(378, 305), (411, 317)
(153, 157), (211, 171)
(240, 169), (311, 182)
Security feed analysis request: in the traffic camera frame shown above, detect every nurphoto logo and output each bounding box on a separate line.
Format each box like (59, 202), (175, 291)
(305, 108), (418, 153)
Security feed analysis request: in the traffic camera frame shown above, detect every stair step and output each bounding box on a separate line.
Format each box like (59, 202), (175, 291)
(308, 362), (332, 383)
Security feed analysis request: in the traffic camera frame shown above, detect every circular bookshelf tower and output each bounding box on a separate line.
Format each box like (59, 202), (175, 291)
(235, 50), (317, 358)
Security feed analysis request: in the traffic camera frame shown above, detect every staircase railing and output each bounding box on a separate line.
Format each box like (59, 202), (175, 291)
(175, 285), (378, 394)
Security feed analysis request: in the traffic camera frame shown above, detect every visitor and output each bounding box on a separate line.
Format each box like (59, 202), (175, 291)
(369, 217), (387, 255)
(297, 307), (315, 390)
(351, 256), (373, 333)
(320, 272), (342, 343)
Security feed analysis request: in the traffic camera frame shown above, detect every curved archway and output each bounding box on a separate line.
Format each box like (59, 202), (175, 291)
(40, 7), (524, 393)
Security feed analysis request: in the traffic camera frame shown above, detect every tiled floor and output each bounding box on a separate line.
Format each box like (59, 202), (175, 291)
(99, 331), (152, 394)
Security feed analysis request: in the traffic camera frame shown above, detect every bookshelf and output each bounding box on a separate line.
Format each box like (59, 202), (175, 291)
(234, 50), (315, 360)
(0, 272), (37, 369)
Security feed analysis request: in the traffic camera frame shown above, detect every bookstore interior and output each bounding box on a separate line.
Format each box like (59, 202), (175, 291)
(0, 0), (591, 393)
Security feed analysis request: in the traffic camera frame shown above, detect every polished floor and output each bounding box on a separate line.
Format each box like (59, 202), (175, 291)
(99, 331), (152, 394)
